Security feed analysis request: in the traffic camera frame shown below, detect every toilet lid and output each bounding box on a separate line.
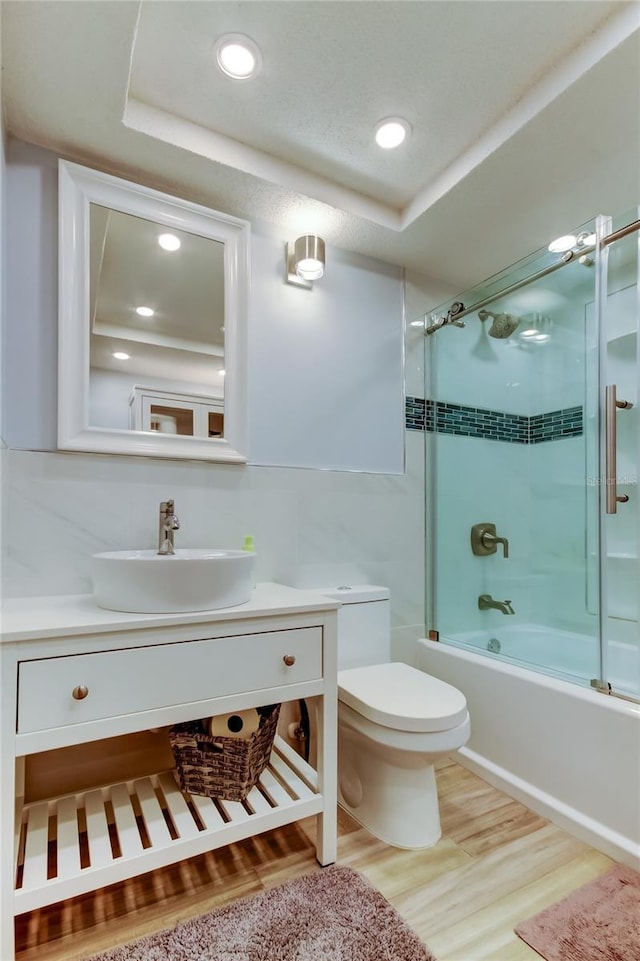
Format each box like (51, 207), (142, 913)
(338, 662), (468, 733)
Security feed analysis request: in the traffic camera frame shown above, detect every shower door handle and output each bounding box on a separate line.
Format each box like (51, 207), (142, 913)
(605, 385), (633, 514)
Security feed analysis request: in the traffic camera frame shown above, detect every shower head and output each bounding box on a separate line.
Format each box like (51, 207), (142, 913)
(478, 309), (520, 339)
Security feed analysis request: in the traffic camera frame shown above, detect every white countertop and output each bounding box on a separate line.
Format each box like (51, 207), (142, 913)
(0, 582), (341, 643)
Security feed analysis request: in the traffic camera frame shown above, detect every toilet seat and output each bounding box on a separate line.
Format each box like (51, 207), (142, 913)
(338, 700), (470, 755)
(338, 662), (468, 733)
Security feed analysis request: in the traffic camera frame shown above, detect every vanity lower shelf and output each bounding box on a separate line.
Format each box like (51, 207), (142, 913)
(15, 737), (320, 914)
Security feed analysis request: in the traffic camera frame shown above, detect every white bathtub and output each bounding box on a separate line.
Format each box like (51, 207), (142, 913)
(446, 623), (639, 698)
(417, 636), (640, 868)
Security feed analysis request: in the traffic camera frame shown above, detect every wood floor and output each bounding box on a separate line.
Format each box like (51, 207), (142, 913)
(15, 756), (614, 961)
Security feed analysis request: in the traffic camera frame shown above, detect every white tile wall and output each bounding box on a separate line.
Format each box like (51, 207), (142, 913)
(0, 433), (426, 631)
(432, 433), (534, 634)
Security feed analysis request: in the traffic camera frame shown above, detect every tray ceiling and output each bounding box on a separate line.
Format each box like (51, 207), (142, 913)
(2, 1), (639, 287)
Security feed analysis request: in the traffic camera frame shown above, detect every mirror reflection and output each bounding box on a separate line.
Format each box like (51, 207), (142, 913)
(88, 205), (226, 439)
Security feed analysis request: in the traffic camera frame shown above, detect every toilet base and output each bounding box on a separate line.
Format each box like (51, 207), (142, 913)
(338, 723), (442, 850)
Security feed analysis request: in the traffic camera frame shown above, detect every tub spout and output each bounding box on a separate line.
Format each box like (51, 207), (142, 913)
(478, 594), (515, 615)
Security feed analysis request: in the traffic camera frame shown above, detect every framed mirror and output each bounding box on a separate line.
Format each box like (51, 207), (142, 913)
(58, 160), (250, 462)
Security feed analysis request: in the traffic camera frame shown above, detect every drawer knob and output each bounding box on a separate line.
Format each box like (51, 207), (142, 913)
(72, 684), (89, 700)
(283, 654), (296, 667)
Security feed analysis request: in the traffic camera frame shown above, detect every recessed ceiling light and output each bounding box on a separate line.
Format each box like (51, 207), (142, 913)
(112, 351), (130, 360)
(218, 368), (226, 376)
(374, 118), (411, 149)
(215, 34), (262, 80)
(136, 306), (154, 317)
(548, 234), (577, 253)
(158, 233), (181, 251)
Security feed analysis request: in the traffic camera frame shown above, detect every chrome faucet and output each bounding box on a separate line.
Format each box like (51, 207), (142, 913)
(158, 499), (180, 555)
(478, 594), (515, 615)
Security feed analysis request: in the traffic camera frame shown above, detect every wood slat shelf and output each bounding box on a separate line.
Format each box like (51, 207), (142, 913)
(15, 738), (322, 915)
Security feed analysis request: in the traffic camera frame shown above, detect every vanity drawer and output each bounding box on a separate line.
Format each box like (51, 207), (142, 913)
(17, 627), (322, 734)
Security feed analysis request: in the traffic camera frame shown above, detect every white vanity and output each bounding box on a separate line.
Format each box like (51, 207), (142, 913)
(0, 584), (339, 960)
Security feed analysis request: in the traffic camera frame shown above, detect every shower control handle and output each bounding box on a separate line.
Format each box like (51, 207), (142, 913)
(482, 530), (509, 558)
(471, 523), (509, 558)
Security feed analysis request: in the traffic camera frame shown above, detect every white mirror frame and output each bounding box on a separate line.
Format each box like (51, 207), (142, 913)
(58, 160), (250, 463)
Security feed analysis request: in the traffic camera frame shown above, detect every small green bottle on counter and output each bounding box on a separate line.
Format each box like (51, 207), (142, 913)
(243, 535), (256, 587)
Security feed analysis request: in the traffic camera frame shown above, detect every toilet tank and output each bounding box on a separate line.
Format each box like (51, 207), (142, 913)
(308, 585), (391, 670)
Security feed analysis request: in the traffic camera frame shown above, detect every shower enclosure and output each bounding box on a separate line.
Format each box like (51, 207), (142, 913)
(423, 210), (639, 703)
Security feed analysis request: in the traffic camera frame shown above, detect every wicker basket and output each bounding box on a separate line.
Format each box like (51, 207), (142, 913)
(169, 704), (281, 802)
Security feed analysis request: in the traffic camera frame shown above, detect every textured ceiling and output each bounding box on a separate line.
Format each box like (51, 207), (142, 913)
(2, 1), (639, 289)
(130, 1), (618, 211)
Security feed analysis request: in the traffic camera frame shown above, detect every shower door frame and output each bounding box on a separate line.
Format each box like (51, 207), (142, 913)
(595, 213), (640, 702)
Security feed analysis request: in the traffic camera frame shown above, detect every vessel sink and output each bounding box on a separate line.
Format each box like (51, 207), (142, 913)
(92, 549), (256, 613)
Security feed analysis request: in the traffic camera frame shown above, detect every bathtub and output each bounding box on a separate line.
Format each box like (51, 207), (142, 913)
(444, 623), (639, 698)
(417, 635), (640, 868)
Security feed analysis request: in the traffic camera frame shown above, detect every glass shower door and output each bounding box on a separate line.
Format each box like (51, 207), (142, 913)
(425, 234), (602, 687)
(597, 210), (640, 700)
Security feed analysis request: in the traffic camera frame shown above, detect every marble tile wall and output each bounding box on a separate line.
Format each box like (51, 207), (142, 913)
(0, 433), (426, 646)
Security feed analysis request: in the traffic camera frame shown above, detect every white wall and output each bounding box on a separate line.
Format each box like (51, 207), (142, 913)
(404, 268), (460, 400)
(250, 231), (404, 472)
(1, 139), (453, 642)
(2, 139), (405, 476)
(429, 318), (535, 415)
(0, 11), (7, 607)
(0, 29), (5, 452)
(2, 140), (58, 451)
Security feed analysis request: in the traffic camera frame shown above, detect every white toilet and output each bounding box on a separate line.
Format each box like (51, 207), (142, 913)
(312, 585), (470, 849)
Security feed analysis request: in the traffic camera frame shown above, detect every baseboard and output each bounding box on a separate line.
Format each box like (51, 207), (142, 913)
(456, 746), (640, 871)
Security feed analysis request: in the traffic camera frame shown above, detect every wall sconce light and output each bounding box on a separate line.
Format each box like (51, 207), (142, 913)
(285, 234), (326, 289)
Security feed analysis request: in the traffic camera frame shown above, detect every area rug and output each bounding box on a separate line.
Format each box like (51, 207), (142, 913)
(88, 864), (435, 960)
(515, 863), (640, 961)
